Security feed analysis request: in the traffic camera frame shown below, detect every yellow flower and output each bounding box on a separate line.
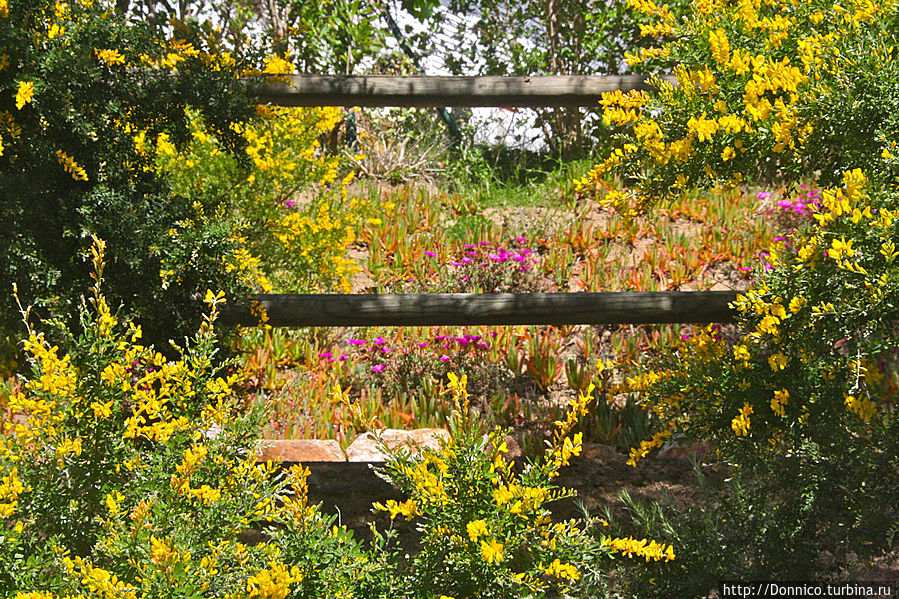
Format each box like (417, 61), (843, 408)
(15, 81), (34, 110)
(247, 562), (303, 599)
(709, 28), (731, 64)
(731, 402), (753, 436)
(827, 236), (855, 260)
(56, 150), (89, 181)
(771, 388), (789, 416)
(466, 519), (489, 542)
(91, 400), (113, 419)
(95, 48), (126, 66)
(480, 537), (504, 564)
(373, 499), (418, 521)
(768, 352), (787, 371)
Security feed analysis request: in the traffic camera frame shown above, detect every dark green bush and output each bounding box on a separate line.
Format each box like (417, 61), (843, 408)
(0, 0), (260, 351)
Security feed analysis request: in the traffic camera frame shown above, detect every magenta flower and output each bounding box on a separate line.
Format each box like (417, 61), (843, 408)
(371, 364), (386, 373)
(439, 355), (450, 362)
(373, 336), (386, 346)
(424, 251), (437, 258)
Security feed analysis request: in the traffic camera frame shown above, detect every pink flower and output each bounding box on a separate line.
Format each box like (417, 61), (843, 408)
(347, 339), (367, 346)
(373, 336), (386, 346)
(371, 364), (386, 373)
(424, 251), (437, 258)
(439, 355), (450, 362)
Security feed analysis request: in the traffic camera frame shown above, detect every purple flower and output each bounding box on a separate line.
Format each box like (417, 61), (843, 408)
(417, 342), (429, 347)
(371, 364), (386, 373)
(373, 336), (386, 346)
(758, 191), (772, 200)
(423, 251), (437, 258)
(338, 354), (349, 361)
(318, 351), (333, 359)
(347, 339), (367, 346)
(464, 244), (477, 249)
(284, 199), (296, 209)
(439, 355), (451, 362)
(516, 237), (527, 244)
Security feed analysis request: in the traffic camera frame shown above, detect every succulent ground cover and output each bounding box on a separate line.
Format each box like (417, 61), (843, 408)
(233, 180), (777, 456)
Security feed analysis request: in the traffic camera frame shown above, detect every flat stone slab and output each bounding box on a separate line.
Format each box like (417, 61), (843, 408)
(346, 428), (450, 462)
(256, 439), (346, 463)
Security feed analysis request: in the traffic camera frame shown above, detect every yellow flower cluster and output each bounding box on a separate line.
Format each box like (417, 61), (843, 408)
(844, 393), (877, 423)
(373, 498), (418, 520)
(602, 536), (675, 561)
(246, 561), (303, 599)
(95, 48), (125, 66)
(55, 149), (89, 181)
(544, 558), (580, 580)
(0, 466), (23, 518)
(15, 81), (33, 110)
(626, 428), (672, 467)
(771, 388), (789, 417)
(731, 402), (753, 436)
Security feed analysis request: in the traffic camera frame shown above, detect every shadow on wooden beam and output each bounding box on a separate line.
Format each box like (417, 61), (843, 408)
(219, 291), (738, 328)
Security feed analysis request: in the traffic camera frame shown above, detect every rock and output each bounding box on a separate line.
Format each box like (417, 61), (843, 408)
(499, 434), (523, 460)
(256, 439), (346, 463)
(346, 428), (449, 462)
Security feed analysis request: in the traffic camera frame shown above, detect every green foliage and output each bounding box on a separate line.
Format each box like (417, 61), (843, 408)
(590, 0), (899, 582)
(155, 104), (367, 294)
(584, 0), (899, 208)
(0, 239), (380, 596)
(0, 0), (261, 350)
(369, 374), (626, 598)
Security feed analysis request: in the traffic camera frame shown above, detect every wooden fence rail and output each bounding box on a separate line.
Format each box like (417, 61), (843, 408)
(251, 74), (669, 108)
(219, 292), (738, 328)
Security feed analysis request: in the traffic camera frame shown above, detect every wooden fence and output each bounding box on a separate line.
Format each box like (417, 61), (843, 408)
(250, 74), (671, 108)
(220, 292), (737, 327)
(228, 75), (736, 329)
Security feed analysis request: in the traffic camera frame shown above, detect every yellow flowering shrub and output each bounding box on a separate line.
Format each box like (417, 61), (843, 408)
(591, 0), (899, 589)
(370, 373), (673, 598)
(157, 104), (365, 293)
(578, 0), (899, 211)
(0, 239), (380, 596)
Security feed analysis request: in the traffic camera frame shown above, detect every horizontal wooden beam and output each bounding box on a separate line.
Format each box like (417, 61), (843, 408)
(249, 75), (667, 108)
(219, 292), (737, 328)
